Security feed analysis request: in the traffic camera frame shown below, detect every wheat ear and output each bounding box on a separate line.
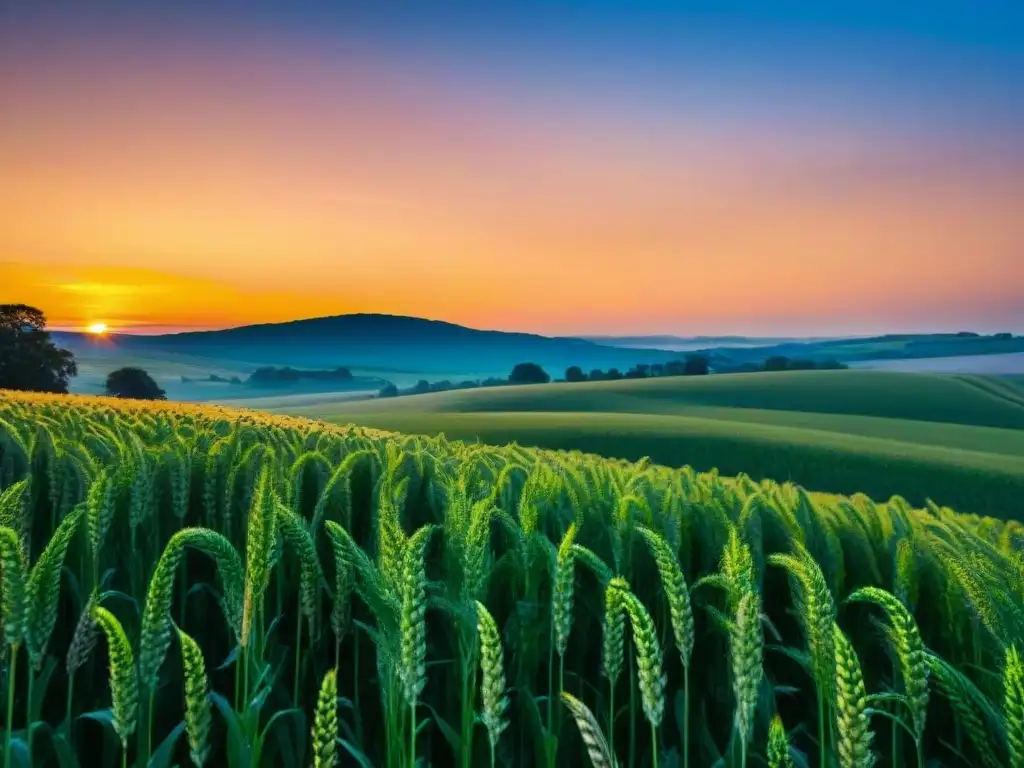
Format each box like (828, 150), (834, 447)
(94, 606), (139, 752)
(834, 623), (874, 768)
(847, 587), (929, 749)
(561, 691), (618, 768)
(311, 668), (339, 768)
(1006, 645), (1024, 768)
(476, 600), (510, 752)
(177, 626), (211, 767)
(767, 715), (794, 768)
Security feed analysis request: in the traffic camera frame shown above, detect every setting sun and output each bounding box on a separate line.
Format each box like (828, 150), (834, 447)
(86, 322), (108, 335)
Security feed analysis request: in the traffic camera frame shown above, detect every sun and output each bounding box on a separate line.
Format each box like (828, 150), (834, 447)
(86, 322), (109, 335)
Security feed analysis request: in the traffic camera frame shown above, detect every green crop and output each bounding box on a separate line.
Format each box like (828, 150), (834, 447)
(0, 389), (1020, 767)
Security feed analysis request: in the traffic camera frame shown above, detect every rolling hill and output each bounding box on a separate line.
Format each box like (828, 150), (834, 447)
(53, 313), (682, 378)
(256, 370), (1024, 517)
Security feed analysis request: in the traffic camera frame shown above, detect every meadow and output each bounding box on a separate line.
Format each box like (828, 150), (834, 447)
(262, 370), (1024, 519)
(0, 389), (1022, 768)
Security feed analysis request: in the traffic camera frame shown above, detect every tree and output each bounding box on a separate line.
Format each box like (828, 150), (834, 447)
(683, 354), (709, 376)
(377, 382), (398, 398)
(625, 364), (649, 379)
(0, 304), (78, 393)
(565, 366), (586, 383)
(508, 362), (550, 385)
(105, 367), (166, 400)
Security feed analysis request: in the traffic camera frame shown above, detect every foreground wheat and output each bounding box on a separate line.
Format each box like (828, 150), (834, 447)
(0, 390), (1018, 768)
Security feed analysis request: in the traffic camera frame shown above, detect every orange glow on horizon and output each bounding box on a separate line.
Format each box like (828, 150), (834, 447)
(2, 33), (1022, 336)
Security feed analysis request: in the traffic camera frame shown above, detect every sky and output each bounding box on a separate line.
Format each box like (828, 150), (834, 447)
(1, 1), (1023, 337)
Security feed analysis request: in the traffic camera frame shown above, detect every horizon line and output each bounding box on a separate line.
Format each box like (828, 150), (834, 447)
(44, 311), (1021, 341)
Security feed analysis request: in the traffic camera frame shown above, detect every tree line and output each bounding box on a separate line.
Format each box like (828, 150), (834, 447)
(377, 353), (848, 399)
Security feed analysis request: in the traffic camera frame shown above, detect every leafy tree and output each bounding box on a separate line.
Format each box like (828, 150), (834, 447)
(0, 304), (78, 393)
(588, 369), (605, 381)
(378, 382), (399, 398)
(105, 367), (166, 400)
(683, 354), (710, 375)
(605, 368), (623, 380)
(508, 362), (550, 385)
(565, 366), (586, 383)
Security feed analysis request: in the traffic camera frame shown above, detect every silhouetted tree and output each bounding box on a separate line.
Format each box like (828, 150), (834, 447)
(625, 364), (650, 379)
(0, 304), (78, 393)
(509, 362), (550, 385)
(588, 369), (605, 381)
(764, 356), (794, 371)
(378, 383), (398, 398)
(565, 366), (586, 383)
(683, 354), (709, 376)
(411, 379), (431, 395)
(605, 368), (623, 380)
(105, 367), (166, 400)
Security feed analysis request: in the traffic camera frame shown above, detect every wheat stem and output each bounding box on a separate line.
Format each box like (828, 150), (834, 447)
(4, 643), (17, 768)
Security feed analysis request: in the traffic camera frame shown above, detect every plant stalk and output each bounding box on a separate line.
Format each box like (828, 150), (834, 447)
(683, 664), (689, 768)
(293, 613), (303, 708)
(26, 664), (33, 768)
(5, 644), (18, 768)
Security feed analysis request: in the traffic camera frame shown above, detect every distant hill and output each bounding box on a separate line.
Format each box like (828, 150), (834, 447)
(583, 334), (832, 347)
(700, 332), (1024, 366)
(52, 314), (683, 377)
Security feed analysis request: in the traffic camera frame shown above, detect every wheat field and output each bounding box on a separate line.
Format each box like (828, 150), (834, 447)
(0, 390), (1021, 768)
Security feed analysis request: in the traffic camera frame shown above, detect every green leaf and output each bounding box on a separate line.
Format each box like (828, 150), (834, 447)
(338, 737), (375, 768)
(147, 721), (185, 768)
(79, 708), (116, 728)
(210, 692), (253, 768)
(48, 731), (80, 768)
(217, 644), (240, 671)
(259, 707), (304, 745)
(29, 656), (57, 723)
(99, 589), (139, 615)
(3, 737), (30, 768)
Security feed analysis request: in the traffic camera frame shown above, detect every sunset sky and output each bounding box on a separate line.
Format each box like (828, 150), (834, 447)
(2, 2), (1022, 337)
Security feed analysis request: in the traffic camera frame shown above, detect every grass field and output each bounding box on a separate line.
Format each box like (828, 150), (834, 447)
(260, 370), (1024, 517)
(852, 352), (1024, 374)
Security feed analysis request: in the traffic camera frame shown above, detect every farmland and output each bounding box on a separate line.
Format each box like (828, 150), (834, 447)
(262, 370), (1024, 518)
(0, 389), (1022, 768)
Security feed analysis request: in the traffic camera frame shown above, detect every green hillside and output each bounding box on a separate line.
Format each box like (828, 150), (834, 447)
(264, 370), (1024, 516)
